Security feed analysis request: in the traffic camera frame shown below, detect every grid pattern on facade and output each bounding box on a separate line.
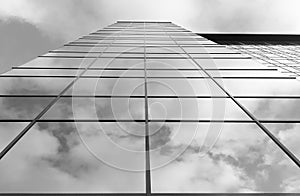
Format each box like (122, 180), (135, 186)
(1, 21), (300, 194)
(200, 34), (300, 78)
(224, 44), (300, 78)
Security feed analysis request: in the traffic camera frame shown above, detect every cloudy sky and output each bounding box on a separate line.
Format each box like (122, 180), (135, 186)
(1, 0), (300, 73)
(1, 0), (300, 193)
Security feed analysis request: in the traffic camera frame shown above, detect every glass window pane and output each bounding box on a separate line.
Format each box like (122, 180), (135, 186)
(43, 52), (102, 58)
(146, 40), (175, 44)
(191, 54), (250, 58)
(147, 70), (205, 77)
(150, 123), (300, 193)
(183, 47), (238, 53)
(4, 69), (83, 76)
(146, 47), (182, 53)
(148, 98), (249, 120)
(147, 70), (285, 77)
(106, 47), (144, 53)
(0, 122), (145, 193)
(0, 77), (71, 95)
(42, 98), (145, 120)
(0, 97), (53, 119)
(147, 79), (225, 96)
(177, 40), (217, 45)
(195, 59), (267, 69)
(147, 59), (198, 69)
(101, 53), (144, 58)
(206, 70), (286, 77)
(0, 123), (28, 151)
(91, 58), (144, 69)
(83, 70), (144, 77)
(66, 78), (144, 95)
(264, 123), (300, 160)
(75, 39), (107, 44)
(19, 57), (95, 68)
(114, 40), (144, 44)
(223, 79), (300, 96)
(147, 54), (189, 58)
(238, 98), (300, 120)
(56, 45), (106, 52)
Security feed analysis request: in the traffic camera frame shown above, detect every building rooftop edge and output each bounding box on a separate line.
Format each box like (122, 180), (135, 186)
(200, 33), (300, 43)
(117, 21), (172, 23)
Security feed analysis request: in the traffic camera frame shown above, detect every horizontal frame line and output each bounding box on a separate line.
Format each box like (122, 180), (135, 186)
(0, 119), (300, 123)
(38, 55), (251, 59)
(49, 51), (241, 55)
(64, 44), (226, 48)
(0, 75), (294, 79)
(1, 95), (300, 99)
(12, 67), (278, 71)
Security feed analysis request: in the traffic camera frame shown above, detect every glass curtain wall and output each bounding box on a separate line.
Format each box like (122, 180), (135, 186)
(0, 21), (300, 194)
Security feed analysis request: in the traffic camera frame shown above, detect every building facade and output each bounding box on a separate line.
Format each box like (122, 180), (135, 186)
(201, 34), (300, 77)
(0, 21), (300, 194)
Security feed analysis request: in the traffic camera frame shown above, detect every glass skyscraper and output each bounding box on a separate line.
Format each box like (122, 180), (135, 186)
(0, 21), (300, 194)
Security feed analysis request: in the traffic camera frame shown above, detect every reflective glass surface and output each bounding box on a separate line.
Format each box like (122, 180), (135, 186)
(42, 98), (145, 120)
(147, 79), (225, 96)
(223, 79), (300, 96)
(0, 97), (53, 119)
(151, 123), (300, 193)
(0, 123), (28, 151)
(66, 78), (144, 96)
(239, 98), (300, 120)
(264, 123), (300, 160)
(0, 122), (145, 192)
(19, 58), (95, 68)
(148, 98), (249, 120)
(1, 21), (300, 194)
(0, 77), (71, 95)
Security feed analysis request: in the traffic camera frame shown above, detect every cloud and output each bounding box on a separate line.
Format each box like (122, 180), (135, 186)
(1, 0), (300, 72)
(0, 122), (146, 192)
(1, 0), (300, 42)
(0, 0), (105, 41)
(151, 123), (300, 192)
(0, 18), (61, 73)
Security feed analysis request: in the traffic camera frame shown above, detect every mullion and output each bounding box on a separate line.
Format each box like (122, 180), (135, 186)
(0, 23), (133, 160)
(166, 30), (300, 168)
(143, 22), (152, 195)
